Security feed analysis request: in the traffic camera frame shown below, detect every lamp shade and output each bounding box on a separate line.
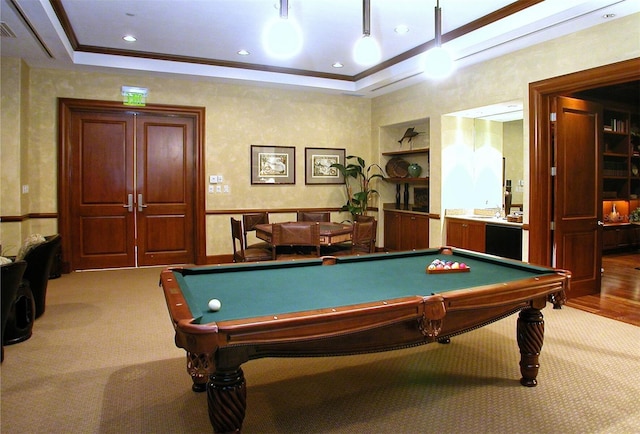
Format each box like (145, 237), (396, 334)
(262, 17), (303, 59)
(353, 35), (381, 66)
(423, 46), (454, 79)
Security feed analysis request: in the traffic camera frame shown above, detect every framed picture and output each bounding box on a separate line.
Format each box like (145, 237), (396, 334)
(251, 145), (295, 184)
(304, 147), (346, 185)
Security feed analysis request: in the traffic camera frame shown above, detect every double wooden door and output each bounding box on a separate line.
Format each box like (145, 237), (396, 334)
(65, 107), (196, 270)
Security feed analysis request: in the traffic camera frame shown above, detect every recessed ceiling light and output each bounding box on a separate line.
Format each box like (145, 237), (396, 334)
(332, 62), (344, 68)
(237, 49), (250, 56)
(123, 35), (136, 42)
(394, 25), (409, 34)
(602, 13), (615, 19)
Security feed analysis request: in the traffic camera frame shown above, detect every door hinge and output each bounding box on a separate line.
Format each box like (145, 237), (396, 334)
(550, 112), (556, 122)
(550, 221), (555, 231)
(551, 166), (557, 176)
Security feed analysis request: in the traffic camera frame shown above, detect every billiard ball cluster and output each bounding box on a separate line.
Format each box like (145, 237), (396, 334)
(426, 258), (470, 274)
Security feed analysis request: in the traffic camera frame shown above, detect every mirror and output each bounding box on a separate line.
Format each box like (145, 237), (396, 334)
(442, 101), (523, 213)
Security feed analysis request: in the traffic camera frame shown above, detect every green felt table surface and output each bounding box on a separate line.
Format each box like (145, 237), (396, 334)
(173, 250), (554, 324)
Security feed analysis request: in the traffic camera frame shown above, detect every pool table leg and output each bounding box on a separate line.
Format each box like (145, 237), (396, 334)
(207, 367), (247, 434)
(517, 307), (545, 387)
(186, 351), (215, 392)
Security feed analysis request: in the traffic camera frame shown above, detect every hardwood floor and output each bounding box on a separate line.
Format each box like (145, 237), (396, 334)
(565, 251), (640, 326)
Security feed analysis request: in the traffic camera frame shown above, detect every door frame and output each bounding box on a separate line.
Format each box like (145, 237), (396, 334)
(58, 98), (206, 272)
(529, 58), (640, 267)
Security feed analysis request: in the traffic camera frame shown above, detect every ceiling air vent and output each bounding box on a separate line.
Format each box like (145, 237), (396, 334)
(1, 22), (17, 38)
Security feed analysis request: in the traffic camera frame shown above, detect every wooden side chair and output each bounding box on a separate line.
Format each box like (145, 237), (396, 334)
(271, 222), (321, 260)
(230, 218), (272, 263)
(242, 212), (271, 250)
(296, 211), (330, 222)
(330, 219), (377, 256)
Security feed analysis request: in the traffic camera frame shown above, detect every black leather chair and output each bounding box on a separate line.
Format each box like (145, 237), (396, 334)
(21, 234), (61, 319)
(1, 260), (27, 361)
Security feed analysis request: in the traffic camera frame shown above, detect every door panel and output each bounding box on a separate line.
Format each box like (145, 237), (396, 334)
(554, 96), (602, 296)
(71, 113), (135, 269)
(136, 116), (195, 266)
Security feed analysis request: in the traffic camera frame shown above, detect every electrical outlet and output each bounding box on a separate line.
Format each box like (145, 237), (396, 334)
(216, 185), (222, 193)
(208, 185), (214, 193)
(22, 185), (29, 194)
(218, 175), (223, 183)
(223, 185), (230, 194)
(209, 175), (217, 184)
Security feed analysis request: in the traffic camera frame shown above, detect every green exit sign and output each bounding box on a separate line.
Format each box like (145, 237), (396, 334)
(121, 86), (148, 106)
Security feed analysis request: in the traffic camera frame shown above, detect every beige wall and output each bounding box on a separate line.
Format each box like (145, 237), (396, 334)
(1, 12), (639, 259)
(1, 62), (371, 256)
(371, 12), (640, 252)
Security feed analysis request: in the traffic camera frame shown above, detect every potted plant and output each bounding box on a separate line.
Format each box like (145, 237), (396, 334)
(630, 207), (640, 223)
(331, 156), (385, 218)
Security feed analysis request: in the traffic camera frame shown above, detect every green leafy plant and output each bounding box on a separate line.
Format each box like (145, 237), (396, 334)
(331, 156), (385, 217)
(630, 207), (640, 222)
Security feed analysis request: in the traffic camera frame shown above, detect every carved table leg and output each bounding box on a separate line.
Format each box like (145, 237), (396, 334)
(186, 351), (215, 392)
(517, 307), (545, 387)
(207, 367), (247, 434)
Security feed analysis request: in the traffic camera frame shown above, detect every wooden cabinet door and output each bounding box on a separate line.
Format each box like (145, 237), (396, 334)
(403, 214), (428, 249)
(384, 211), (400, 250)
(446, 219), (485, 252)
(466, 221), (486, 252)
(446, 219), (465, 248)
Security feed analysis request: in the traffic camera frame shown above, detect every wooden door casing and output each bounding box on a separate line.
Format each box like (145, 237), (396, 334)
(59, 99), (206, 272)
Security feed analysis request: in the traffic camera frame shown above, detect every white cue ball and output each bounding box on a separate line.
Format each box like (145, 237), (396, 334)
(208, 298), (221, 312)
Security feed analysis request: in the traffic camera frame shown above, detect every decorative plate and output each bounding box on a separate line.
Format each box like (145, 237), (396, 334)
(385, 157), (409, 178)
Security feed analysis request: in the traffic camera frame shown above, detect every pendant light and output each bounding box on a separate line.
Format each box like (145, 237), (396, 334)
(353, 0), (381, 66)
(263, 0), (303, 59)
(424, 0), (454, 79)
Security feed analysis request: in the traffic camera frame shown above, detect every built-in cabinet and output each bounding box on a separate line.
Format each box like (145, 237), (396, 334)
(384, 210), (429, 251)
(446, 218), (486, 252)
(446, 217), (523, 260)
(380, 119), (431, 251)
(601, 106), (640, 250)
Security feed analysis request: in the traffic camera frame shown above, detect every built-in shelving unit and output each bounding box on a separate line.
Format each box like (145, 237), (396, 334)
(601, 106), (640, 251)
(379, 119), (430, 251)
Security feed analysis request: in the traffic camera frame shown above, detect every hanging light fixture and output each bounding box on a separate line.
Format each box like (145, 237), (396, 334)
(353, 0), (381, 66)
(263, 0), (303, 59)
(424, 0), (454, 79)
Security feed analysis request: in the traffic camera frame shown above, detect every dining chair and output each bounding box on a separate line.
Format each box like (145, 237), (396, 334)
(230, 218), (272, 263)
(354, 214), (375, 223)
(242, 212), (271, 250)
(330, 219), (377, 256)
(271, 221), (321, 260)
(296, 211), (330, 222)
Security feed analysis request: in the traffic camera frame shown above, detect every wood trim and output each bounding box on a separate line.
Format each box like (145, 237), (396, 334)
(0, 213), (58, 222)
(528, 58), (640, 266)
(58, 98), (206, 270)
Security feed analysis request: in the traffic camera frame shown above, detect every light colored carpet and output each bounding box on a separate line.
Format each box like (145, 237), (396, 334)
(2, 267), (639, 433)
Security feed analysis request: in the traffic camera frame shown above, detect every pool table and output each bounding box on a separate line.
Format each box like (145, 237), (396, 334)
(160, 248), (570, 433)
